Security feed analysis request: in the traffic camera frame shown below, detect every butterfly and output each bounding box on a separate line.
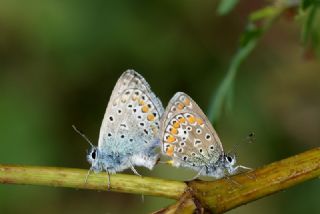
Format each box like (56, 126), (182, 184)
(74, 70), (164, 187)
(160, 92), (250, 179)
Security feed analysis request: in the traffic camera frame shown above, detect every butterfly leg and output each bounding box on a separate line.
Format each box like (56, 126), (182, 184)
(237, 165), (252, 171)
(233, 165), (255, 179)
(238, 165), (256, 179)
(107, 170), (111, 190)
(84, 168), (93, 184)
(229, 165), (252, 174)
(224, 175), (240, 186)
(130, 165), (142, 177)
(185, 166), (205, 181)
(191, 166), (205, 180)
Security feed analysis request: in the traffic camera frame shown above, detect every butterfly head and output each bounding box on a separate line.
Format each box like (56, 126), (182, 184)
(87, 147), (103, 172)
(223, 152), (237, 174)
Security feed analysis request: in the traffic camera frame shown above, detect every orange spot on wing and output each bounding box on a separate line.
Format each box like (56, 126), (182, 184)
(183, 98), (190, 106)
(147, 114), (155, 121)
(139, 99), (145, 106)
(167, 135), (176, 143)
(196, 118), (204, 125)
(170, 127), (178, 135)
(188, 116), (196, 124)
(132, 95), (138, 101)
(151, 125), (158, 134)
(142, 105), (149, 113)
(173, 121), (180, 128)
(178, 117), (186, 123)
(177, 103), (185, 110)
(166, 146), (174, 156)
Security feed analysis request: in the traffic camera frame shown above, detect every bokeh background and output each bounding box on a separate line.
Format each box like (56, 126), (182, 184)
(1, 1), (319, 213)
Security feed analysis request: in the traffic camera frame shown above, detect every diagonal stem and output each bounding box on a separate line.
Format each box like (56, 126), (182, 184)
(188, 147), (320, 213)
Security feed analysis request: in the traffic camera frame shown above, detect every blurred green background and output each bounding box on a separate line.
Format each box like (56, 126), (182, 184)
(0, 1), (319, 213)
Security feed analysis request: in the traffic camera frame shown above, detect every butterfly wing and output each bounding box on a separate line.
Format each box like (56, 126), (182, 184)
(98, 70), (163, 170)
(160, 92), (223, 169)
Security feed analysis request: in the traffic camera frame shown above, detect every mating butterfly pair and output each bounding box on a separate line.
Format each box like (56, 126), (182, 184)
(74, 70), (249, 186)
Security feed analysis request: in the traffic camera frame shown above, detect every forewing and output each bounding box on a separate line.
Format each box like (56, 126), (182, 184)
(160, 92), (223, 168)
(98, 70), (164, 156)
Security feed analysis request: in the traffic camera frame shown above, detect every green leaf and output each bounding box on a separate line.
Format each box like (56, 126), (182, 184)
(302, 0), (320, 10)
(249, 6), (280, 21)
(217, 0), (239, 15)
(302, 5), (318, 44)
(209, 2), (298, 123)
(240, 23), (263, 47)
(208, 38), (257, 123)
(303, 0), (315, 10)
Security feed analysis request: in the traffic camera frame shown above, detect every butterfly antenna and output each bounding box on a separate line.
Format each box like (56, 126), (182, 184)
(229, 143), (240, 159)
(72, 125), (94, 147)
(229, 132), (256, 158)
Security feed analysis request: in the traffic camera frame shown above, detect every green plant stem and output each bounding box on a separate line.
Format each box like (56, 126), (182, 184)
(208, 37), (258, 122)
(208, 1), (299, 122)
(1, 147), (319, 213)
(153, 191), (197, 214)
(0, 165), (186, 199)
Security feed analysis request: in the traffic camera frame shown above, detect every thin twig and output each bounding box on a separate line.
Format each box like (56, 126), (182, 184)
(152, 191), (198, 214)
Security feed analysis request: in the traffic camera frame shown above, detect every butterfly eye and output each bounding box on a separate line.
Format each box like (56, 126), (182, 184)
(91, 149), (97, 159)
(226, 156), (233, 163)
